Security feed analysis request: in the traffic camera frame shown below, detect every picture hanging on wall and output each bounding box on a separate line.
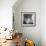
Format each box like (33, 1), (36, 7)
(21, 12), (36, 27)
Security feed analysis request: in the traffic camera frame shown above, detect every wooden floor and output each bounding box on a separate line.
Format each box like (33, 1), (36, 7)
(0, 39), (16, 46)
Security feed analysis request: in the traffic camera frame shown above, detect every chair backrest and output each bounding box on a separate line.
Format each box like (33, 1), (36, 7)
(25, 40), (35, 46)
(15, 33), (23, 46)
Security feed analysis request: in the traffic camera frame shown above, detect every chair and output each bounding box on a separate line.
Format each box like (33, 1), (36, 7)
(25, 40), (35, 46)
(15, 33), (23, 46)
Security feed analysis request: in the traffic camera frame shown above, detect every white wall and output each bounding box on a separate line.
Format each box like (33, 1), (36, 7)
(41, 0), (46, 46)
(13, 0), (41, 46)
(13, 0), (46, 46)
(0, 0), (16, 29)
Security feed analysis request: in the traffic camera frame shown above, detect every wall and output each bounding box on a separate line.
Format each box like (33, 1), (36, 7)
(0, 0), (16, 29)
(13, 0), (41, 46)
(41, 0), (46, 46)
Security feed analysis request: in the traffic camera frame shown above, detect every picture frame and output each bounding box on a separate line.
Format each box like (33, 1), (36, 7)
(21, 12), (36, 27)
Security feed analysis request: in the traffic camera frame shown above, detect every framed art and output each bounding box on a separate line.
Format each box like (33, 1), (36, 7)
(21, 12), (36, 27)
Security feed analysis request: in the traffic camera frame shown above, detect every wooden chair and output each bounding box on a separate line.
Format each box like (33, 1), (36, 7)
(15, 33), (23, 46)
(25, 40), (35, 46)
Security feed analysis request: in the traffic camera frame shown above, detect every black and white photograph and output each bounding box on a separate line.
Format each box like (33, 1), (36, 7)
(21, 12), (36, 27)
(23, 14), (33, 24)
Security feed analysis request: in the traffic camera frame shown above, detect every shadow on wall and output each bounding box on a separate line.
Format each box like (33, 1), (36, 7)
(23, 33), (41, 46)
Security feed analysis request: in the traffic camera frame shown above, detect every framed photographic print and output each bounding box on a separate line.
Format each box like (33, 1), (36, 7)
(21, 12), (36, 27)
